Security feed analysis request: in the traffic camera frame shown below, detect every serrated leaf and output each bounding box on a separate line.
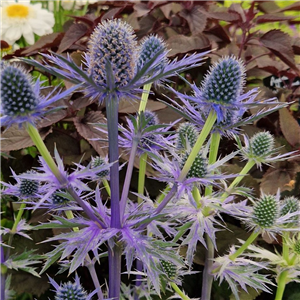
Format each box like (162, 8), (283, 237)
(256, 13), (296, 24)
(279, 107), (300, 147)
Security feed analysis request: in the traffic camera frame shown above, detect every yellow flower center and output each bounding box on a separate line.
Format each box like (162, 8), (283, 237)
(6, 4), (29, 18)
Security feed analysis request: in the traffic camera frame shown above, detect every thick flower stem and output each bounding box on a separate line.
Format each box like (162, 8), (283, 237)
(120, 140), (139, 219)
(138, 83), (152, 113)
(105, 95), (121, 229)
(138, 153), (148, 204)
(26, 123), (104, 227)
(229, 231), (260, 261)
(179, 111), (217, 181)
(108, 244), (122, 300)
(275, 270), (289, 300)
(282, 232), (290, 263)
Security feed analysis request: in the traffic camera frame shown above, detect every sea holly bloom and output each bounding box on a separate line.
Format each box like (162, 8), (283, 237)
(24, 19), (209, 103)
(0, 63), (78, 128)
(165, 56), (285, 137)
(0, 0), (54, 45)
(175, 122), (199, 151)
(48, 274), (97, 300)
(118, 111), (177, 156)
(90, 156), (110, 179)
(236, 131), (299, 168)
(227, 191), (300, 239)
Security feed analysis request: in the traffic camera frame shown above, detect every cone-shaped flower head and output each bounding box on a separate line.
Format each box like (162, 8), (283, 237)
(0, 63), (77, 128)
(280, 196), (299, 226)
(54, 281), (87, 300)
(248, 132), (274, 158)
(180, 151), (208, 179)
(176, 122), (199, 150)
(1, 65), (39, 117)
(19, 177), (39, 197)
(91, 156), (110, 178)
(137, 35), (168, 73)
(201, 56), (245, 105)
(160, 260), (178, 280)
(252, 195), (278, 228)
(88, 19), (137, 89)
(51, 191), (70, 205)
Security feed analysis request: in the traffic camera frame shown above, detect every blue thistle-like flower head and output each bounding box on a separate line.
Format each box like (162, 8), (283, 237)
(201, 56), (245, 105)
(0, 63), (78, 128)
(91, 156), (110, 178)
(88, 19), (138, 89)
(252, 194), (279, 228)
(19, 177), (39, 197)
(48, 274), (96, 300)
(176, 122), (199, 151)
(248, 132), (275, 158)
(280, 196), (299, 226)
(51, 190), (70, 206)
(180, 151), (208, 179)
(137, 35), (168, 74)
(1, 65), (39, 117)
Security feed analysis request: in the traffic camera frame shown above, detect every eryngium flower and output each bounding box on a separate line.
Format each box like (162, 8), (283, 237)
(236, 132), (299, 168)
(91, 156), (110, 178)
(253, 195), (278, 228)
(176, 122), (199, 151)
(280, 196), (299, 226)
(19, 177), (39, 197)
(180, 151), (208, 179)
(88, 19), (137, 88)
(0, 64), (77, 128)
(137, 35), (168, 74)
(48, 274), (96, 300)
(25, 19), (209, 103)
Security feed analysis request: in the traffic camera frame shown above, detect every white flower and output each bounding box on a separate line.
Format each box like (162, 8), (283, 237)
(48, 0), (99, 11)
(0, 0), (55, 45)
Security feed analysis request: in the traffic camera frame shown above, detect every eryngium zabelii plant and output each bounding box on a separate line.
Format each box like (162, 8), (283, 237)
(1, 18), (299, 300)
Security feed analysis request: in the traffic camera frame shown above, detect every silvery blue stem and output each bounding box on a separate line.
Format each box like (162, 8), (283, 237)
(120, 139), (139, 221)
(0, 239), (5, 300)
(106, 94), (122, 299)
(106, 94), (121, 229)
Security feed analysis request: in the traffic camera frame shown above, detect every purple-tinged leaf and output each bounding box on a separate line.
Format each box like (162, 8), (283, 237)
(57, 23), (88, 54)
(260, 29), (298, 72)
(256, 13), (296, 24)
(179, 5), (207, 34)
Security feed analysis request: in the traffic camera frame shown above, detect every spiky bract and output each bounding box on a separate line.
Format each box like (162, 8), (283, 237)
(91, 156), (110, 178)
(280, 196), (299, 226)
(54, 281), (87, 300)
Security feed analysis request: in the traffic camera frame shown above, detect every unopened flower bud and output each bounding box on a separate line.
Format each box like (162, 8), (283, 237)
(253, 195), (278, 228)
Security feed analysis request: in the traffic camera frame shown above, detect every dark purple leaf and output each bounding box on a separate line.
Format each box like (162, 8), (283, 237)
(260, 29), (298, 72)
(179, 6), (207, 34)
(57, 23), (88, 54)
(292, 37), (300, 55)
(204, 10), (240, 22)
(204, 24), (231, 44)
(101, 6), (125, 20)
(256, 13), (296, 24)
(277, 2), (300, 12)
(228, 3), (246, 22)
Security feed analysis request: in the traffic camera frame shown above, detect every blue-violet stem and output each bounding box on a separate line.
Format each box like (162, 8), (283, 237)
(120, 139), (139, 221)
(105, 94), (121, 229)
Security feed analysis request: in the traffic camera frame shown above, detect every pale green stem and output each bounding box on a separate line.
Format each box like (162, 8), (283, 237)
(11, 203), (26, 233)
(192, 186), (201, 208)
(26, 124), (65, 182)
(138, 153), (148, 204)
(221, 160), (256, 202)
(138, 83), (152, 113)
(201, 133), (220, 300)
(170, 282), (192, 300)
(179, 111), (217, 181)
(275, 270), (289, 300)
(156, 185), (171, 204)
(282, 232), (290, 264)
(229, 231), (260, 261)
(205, 132), (221, 196)
(102, 178), (111, 197)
